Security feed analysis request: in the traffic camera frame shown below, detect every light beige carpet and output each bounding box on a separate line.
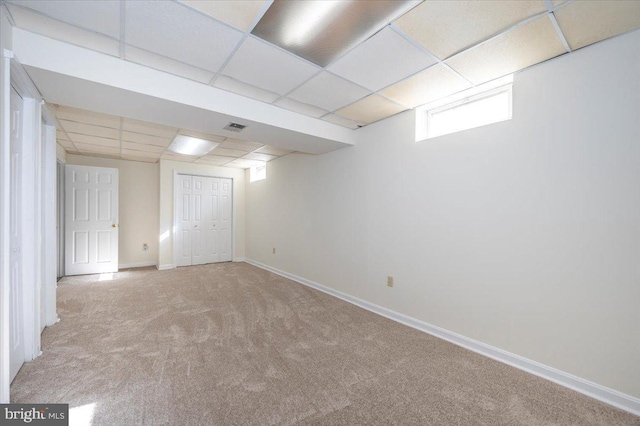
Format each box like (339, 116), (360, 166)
(10, 263), (640, 425)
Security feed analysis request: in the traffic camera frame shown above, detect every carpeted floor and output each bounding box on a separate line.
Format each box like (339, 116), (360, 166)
(10, 262), (640, 425)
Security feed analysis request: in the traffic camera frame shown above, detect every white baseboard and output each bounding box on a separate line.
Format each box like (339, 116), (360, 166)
(119, 262), (157, 270)
(233, 257), (246, 262)
(157, 264), (175, 271)
(244, 258), (640, 416)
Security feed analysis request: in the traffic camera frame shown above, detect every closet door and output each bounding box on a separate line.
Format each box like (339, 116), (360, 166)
(204, 177), (220, 264)
(191, 176), (207, 265)
(219, 178), (232, 262)
(175, 175), (193, 267)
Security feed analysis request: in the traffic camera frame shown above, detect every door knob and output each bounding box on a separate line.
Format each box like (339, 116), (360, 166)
(112, 224), (117, 228)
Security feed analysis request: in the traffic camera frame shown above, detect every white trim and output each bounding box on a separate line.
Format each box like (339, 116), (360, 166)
(118, 262), (157, 270)
(244, 258), (640, 417)
(233, 257), (245, 262)
(157, 264), (175, 271)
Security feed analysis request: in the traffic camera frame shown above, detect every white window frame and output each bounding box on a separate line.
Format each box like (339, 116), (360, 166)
(250, 163), (266, 182)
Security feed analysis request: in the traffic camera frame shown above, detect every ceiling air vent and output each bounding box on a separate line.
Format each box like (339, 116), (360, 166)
(224, 122), (247, 132)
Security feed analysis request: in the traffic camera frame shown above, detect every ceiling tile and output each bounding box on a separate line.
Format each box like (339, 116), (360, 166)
(122, 118), (177, 138)
(8, 0), (121, 38)
(125, 1), (244, 72)
(274, 98), (328, 118)
(321, 114), (365, 130)
(209, 147), (246, 158)
(59, 120), (120, 139)
(221, 36), (319, 95)
(255, 146), (294, 156)
(161, 153), (197, 162)
(74, 143), (120, 155)
(67, 133), (120, 148)
(554, 1), (640, 50)
(381, 64), (472, 108)
(242, 152), (278, 162)
(200, 155), (236, 162)
(121, 131), (171, 147)
(6, 5), (119, 56)
(180, 0), (268, 31)
(178, 130), (226, 143)
(121, 155), (158, 163)
(77, 152), (121, 160)
(57, 139), (75, 149)
(225, 158), (264, 169)
(446, 15), (566, 85)
(121, 142), (165, 154)
(194, 158), (230, 166)
(121, 149), (160, 159)
(327, 27), (436, 92)
(288, 72), (370, 112)
(56, 129), (70, 141)
(335, 95), (407, 125)
(213, 75), (280, 103)
(551, 0), (567, 6)
(393, 1), (547, 60)
(125, 46), (215, 84)
(218, 139), (264, 152)
(55, 105), (120, 129)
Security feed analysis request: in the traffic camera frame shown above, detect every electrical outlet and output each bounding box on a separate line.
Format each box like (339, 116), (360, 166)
(387, 276), (394, 287)
(272, 247), (276, 254)
(142, 243), (149, 252)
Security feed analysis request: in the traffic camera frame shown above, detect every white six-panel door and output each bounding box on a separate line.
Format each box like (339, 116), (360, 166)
(9, 87), (24, 382)
(175, 174), (232, 267)
(65, 165), (119, 276)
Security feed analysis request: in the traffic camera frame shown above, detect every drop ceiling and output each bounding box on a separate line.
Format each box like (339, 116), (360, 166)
(54, 104), (295, 168)
(4, 0), (640, 154)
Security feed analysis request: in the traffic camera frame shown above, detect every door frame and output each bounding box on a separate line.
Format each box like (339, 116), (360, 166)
(0, 53), (58, 402)
(172, 171), (235, 268)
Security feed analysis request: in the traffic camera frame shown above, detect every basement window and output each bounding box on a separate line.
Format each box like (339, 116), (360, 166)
(250, 163), (266, 182)
(416, 75), (513, 141)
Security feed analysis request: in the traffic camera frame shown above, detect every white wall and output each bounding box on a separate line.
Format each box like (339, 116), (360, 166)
(66, 154), (159, 268)
(55, 142), (66, 163)
(246, 30), (640, 399)
(158, 160), (246, 268)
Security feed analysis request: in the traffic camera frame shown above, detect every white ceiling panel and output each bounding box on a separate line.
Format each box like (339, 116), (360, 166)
(195, 157), (231, 165)
(393, 1), (547, 60)
(74, 143), (120, 155)
(8, 0), (121, 38)
(121, 141), (165, 154)
(328, 27), (436, 92)
(55, 105), (120, 129)
(288, 72), (371, 112)
(255, 146), (294, 156)
(321, 114), (365, 130)
(213, 75), (281, 103)
(221, 36), (319, 95)
(218, 139), (264, 152)
(121, 131), (171, 147)
(446, 15), (566, 85)
(381, 64), (472, 108)
(275, 98), (328, 118)
(121, 155), (158, 163)
(59, 120), (120, 139)
(67, 134), (120, 148)
(180, 0), (269, 32)
(209, 147), (247, 157)
(242, 152), (278, 162)
(57, 139), (75, 149)
(161, 153), (197, 162)
(554, 1), (640, 50)
(200, 155), (236, 162)
(56, 129), (70, 140)
(178, 130), (227, 142)
(125, 1), (244, 72)
(6, 5), (119, 57)
(125, 46), (215, 84)
(121, 149), (160, 159)
(225, 158), (264, 169)
(335, 94), (407, 125)
(122, 118), (177, 138)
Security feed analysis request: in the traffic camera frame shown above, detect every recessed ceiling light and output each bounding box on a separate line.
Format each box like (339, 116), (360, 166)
(252, 0), (421, 67)
(167, 135), (219, 156)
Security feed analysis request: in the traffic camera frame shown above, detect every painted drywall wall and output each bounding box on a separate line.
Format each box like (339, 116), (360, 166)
(246, 30), (640, 399)
(158, 160), (246, 268)
(66, 154), (159, 267)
